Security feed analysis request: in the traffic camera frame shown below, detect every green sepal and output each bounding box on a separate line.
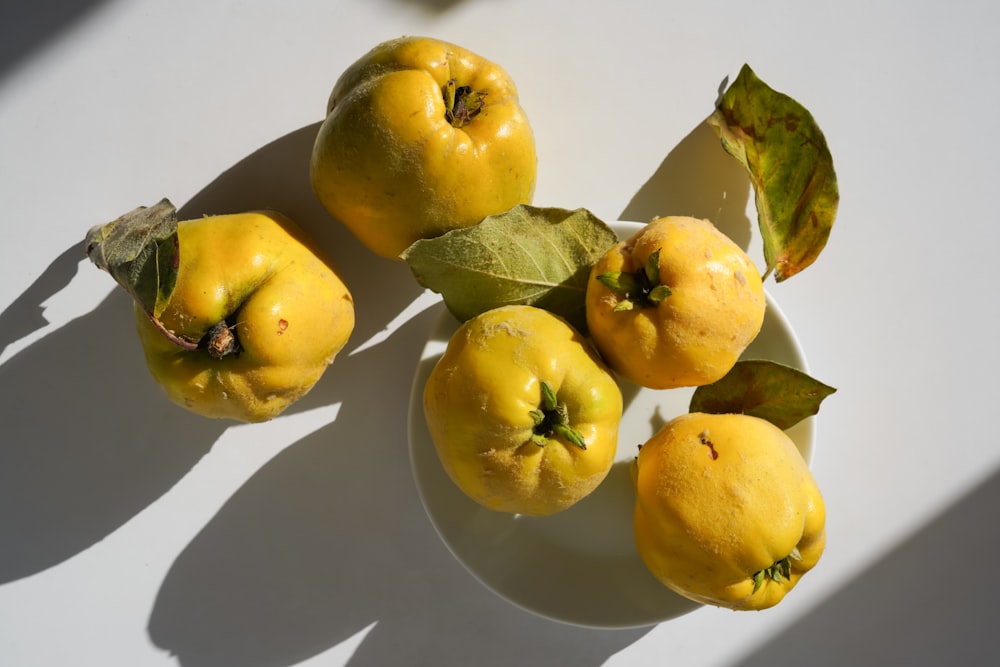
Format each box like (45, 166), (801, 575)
(554, 423), (588, 451)
(752, 570), (765, 594)
(539, 380), (559, 412)
(643, 249), (661, 285)
(751, 555), (794, 594)
(530, 380), (588, 451)
(597, 271), (638, 295)
(648, 284), (672, 304)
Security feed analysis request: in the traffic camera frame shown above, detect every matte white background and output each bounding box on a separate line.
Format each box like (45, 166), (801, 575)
(2, 1), (997, 665)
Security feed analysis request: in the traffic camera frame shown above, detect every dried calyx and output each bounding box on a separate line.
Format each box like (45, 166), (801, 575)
(443, 78), (487, 128)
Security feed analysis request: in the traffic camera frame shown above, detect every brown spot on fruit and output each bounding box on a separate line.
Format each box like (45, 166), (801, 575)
(698, 430), (719, 460)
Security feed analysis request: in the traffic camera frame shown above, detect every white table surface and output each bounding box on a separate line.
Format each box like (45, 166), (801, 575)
(2, 1), (998, 665)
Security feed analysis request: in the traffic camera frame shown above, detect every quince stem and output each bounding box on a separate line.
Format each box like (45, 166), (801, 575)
(530, 380), (588, 450)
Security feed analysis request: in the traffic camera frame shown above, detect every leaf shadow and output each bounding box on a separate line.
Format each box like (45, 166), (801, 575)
(0, 243), (82, 358)
(147, 303), (654, 667)
(619, 119), (753, 252)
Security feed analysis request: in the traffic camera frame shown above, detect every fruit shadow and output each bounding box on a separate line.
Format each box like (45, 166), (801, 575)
(0, 269), (226, 584)
(146, 301), (654, 667)
(0, 122), (423, 585)
(619, 118), (753, 252)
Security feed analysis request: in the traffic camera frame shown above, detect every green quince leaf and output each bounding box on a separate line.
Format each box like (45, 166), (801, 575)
(689, 359), (837, 430)
(84, 198), (180, 318)
(401, 204), (619, 332)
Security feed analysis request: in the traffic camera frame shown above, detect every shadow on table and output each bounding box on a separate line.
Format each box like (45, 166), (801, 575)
(146, 301), (653, 667)
(0, 0), (112, 81)
(0, 245), (82, 360)
(0, 281), (224, 584)
(733, 465), (1000, 667)
(0, 122), (422, 585)
(384, 0), (468, 13)
(146, 127), (653, 666)
(619, 119), (752, 252)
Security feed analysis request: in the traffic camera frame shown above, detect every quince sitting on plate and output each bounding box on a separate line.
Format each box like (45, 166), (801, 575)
(586, 216), (766, 389)
(85, 199), (355, 422)
(310, 35), (538, 259)
(632, 412), (826, 610)
(423, 305), (623, 517)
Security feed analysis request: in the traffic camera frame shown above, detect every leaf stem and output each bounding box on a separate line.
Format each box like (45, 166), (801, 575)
(144, 311), (199, 351)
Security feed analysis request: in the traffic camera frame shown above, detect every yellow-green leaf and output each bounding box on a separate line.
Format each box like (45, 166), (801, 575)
(401, 205), (618, 332)
(708, 64), (839, 282)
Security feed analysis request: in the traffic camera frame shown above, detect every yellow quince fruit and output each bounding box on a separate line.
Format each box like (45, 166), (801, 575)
(586, 216), (766, 389)
(87, 200), (355, 423)
(310, 36), (537, 258)
(632, 412), (826, 610)
(423, 305), (622, 516)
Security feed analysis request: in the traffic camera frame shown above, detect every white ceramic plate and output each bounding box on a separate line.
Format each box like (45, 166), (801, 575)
(406, 221), (814, 628)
